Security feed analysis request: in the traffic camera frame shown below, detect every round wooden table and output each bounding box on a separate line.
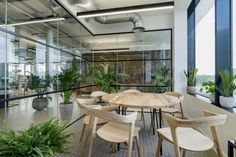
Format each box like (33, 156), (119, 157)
(102, 92), (180, 134)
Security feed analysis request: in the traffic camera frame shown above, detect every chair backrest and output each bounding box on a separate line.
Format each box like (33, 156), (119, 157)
(77, 97), (98, 112)
(165, 110), (226, 128)
(164, 110), (227, 157)
(90, 109), (137, 124)
(91, 91), (108, 98)
(163, 92), (184, 102)
(123, 89), (141, 93)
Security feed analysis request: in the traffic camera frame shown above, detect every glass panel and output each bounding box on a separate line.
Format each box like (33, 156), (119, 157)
(195, 0), (215, 95)
(233, 0), (236, 74)
(0, 30), (6, 131)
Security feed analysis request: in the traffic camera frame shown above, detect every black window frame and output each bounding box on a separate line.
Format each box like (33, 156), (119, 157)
(187, 0), (232, 106)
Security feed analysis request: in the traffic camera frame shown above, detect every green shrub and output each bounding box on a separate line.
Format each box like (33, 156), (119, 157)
(0, 120), (71, 157)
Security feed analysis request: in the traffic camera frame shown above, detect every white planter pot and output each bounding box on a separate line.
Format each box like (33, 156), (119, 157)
(186, 86), (197, 95)
(219, 96), (235, 108)
(209, 94), (215, 103)
(59, 102), (73, 121)
(32, 97), (48, 111)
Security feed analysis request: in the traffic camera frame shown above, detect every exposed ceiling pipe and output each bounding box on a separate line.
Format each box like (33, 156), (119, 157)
(67, 0), (145, 32)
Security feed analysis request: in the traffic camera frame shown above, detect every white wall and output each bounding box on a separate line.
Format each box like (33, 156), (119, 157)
(173, 10), (188, 92)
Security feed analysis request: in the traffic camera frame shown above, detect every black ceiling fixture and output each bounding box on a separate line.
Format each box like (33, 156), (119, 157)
(76, 2), (174, 18)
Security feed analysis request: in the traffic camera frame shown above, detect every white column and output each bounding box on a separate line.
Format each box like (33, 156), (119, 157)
(173, 10), (188, 92)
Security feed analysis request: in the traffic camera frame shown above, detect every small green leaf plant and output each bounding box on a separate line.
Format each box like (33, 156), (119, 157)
(184, 67), (198, 86)
(200, 81), (216, 95)
(0, 119), (71, 157)
(217, 69), (236, 97)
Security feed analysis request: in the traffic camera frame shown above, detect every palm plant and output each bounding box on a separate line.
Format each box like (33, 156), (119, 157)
(87, 63), (124, 93)
(184, 67), (198, 86)
(58, 67), (79, 104)
(0, 120), (71, 157)
(217, 69), (236, 97)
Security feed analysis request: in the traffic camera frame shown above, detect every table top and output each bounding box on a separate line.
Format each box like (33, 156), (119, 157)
(102, 92), (180, 109)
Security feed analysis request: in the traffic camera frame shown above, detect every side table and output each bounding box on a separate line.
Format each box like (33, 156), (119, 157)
(228, 140), (236, 157)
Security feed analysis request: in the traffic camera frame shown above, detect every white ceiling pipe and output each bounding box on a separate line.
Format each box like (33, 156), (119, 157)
(67, 0), (145, 32)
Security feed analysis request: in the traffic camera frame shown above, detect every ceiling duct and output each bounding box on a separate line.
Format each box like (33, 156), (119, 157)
(67, 0), (145, 32)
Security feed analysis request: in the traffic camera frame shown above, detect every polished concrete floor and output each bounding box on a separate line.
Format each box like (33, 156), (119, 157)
(0, 93), (84, 131)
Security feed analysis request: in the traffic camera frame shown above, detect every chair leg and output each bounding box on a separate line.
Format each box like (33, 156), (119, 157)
(80, 124), (86, 142)
(141, 108), (146, 129)
(156, 134), (164, 157)
(135, 136), (141, 157)
(127, 142), (133, 157)
(181, 149), (186, 157)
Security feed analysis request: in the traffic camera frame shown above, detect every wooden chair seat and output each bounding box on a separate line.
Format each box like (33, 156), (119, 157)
(158, 127), (214, 151)
(97, 121), (140, 143)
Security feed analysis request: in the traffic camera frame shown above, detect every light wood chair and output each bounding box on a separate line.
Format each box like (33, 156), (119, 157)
(91, 91), (108, 103)
(78, 101), (141, 157)
(156, 110), (227, 157)
(122, 89), (146, 129)
(162, 92), (185, 119)
(77, 97), (117, 142)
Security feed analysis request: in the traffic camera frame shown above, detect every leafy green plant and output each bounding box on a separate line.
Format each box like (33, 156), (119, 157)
(152, 66), (172, 93)
(58, 66), (79, 104)
(87, 63), (125, 93)
(217, 69), (236, 97)
(200, 81), (216, 94)
(27, 72), (53, 99)
(0, 119), (71, 157)
(184, 67), (198, 86)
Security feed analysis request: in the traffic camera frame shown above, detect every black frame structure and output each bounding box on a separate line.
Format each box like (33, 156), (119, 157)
(76, 2), (174, 18)
(86, 28), (173, 92)
(187, 0), (232, 106)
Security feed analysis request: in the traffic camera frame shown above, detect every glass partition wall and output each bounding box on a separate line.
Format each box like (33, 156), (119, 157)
(0, 0), (172, 131)
(83, 30), (172, 93)
(0, 0), (92, 131)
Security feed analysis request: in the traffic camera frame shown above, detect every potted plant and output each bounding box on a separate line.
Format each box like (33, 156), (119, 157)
(87, 63), (124, 93)
(200, 81), (216, 103)
(58, 66), (79, 121)
(217, 69), (236, 108)
(27, 72), (53, 111)
(0, 119), (71, 156)
(151, 66), (172, 93)
(184, 68), (198, 95)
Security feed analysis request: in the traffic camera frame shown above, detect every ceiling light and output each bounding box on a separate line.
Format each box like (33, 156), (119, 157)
(77, 2), (174, 18)
(0, 17), (65, 27)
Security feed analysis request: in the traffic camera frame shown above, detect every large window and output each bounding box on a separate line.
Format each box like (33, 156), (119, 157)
(195, 0), (215, 94)
(233, 0), (236, 74)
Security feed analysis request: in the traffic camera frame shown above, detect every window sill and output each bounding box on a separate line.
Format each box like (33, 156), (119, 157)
(186, 93), (236, 115)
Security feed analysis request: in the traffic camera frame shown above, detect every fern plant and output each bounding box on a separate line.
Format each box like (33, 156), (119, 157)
(184, 68), (198, 86)
(217, 69), (236, 97)
(0, 120), (71, 157)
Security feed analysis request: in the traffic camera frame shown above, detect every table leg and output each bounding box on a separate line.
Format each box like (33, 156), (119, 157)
(228, 141), (234, 157)
(152, 109), (156, 135)
(159, 108), (162, 129)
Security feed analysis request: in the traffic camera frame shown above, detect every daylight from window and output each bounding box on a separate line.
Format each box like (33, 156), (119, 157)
(195, 0), (215, 94)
